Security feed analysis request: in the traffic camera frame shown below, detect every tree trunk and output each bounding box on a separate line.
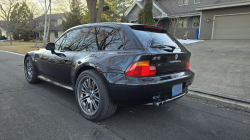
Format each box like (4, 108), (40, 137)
(43, 0), (48, 45)
(8, 31), (12, 45)
(45, 0), (51, 42)
(86, 0), (97, 23)
(96, 0), (104, 23)
(171, 18), (178, 38)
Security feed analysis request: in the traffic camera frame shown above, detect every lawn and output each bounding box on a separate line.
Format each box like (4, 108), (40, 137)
(0, 46), (41, 54)
(0, 41), (44, 46)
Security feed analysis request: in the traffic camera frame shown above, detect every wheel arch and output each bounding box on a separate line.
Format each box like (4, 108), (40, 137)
(73, 63), (107, 87)
(24, 52), (35, 63)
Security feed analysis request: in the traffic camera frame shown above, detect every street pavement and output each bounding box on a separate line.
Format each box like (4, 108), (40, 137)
(186, 40), (250, 101)
(0, 50), (250, 140)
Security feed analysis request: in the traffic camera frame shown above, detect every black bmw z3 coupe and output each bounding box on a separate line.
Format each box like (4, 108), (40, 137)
(24, 23), (194, 121)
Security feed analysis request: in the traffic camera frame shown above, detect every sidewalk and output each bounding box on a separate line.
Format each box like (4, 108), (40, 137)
(186, 40), (250, 102)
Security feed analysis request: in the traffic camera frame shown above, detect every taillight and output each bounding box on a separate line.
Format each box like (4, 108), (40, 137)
(185, 59), (190, 71)
(125, 61), (156, 77)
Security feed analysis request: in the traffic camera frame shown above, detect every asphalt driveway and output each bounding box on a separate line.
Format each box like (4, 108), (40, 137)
(186, 40), (250, 100)
(1, 47), (250, 140)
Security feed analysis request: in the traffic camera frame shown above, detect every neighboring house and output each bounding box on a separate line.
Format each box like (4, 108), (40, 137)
(0, 20), (10, 40)
(125, 0), (250, 39)
(33, 13), (67, 42)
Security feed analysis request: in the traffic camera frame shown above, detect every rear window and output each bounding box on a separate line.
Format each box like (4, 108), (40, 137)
(132, 29), (177, 48)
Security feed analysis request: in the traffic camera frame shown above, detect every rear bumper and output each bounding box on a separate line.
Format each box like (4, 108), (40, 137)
(103, 70), (194, 105)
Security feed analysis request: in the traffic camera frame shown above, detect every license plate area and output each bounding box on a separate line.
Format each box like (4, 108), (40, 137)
(172, 83), (182, 97)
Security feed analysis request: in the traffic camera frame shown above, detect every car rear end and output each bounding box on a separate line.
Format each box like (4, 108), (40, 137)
(107, 24), (194, 106)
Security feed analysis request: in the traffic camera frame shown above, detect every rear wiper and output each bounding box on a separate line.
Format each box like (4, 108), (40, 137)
(150, 45), (166, 48)
(150, 45), (176, 49)
(150, 45), (176, 52)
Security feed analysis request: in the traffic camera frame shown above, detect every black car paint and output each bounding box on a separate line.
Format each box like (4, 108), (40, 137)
(24, 23), (194, 105)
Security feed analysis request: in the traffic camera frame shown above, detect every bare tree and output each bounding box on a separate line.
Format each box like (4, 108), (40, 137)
(169, 15), (181, 37)
(41, 0), (52, 45)
(26, 0), (43, 18)
(155, 17), (163, 27)
(86, 0), (104, 23)
(164, 1), (189, 38)
(0, 0), (18, 45)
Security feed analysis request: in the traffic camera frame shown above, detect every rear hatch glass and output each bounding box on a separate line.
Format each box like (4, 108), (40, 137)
(130, 25), (190, 75)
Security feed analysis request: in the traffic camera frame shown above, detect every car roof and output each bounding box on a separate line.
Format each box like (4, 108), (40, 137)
(67, 22), (165, 32)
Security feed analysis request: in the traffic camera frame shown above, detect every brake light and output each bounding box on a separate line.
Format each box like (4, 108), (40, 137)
(185, 59), (190, 71)
(144, 25), (162, 30)
(125, 61), (156, 77)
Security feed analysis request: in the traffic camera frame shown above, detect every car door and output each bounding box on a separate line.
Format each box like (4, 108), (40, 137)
(40, 29), (79, 84)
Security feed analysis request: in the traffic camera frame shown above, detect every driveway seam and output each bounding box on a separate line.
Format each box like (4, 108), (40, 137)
(174, 101), (250, 126)
(189, 87), (250, 104)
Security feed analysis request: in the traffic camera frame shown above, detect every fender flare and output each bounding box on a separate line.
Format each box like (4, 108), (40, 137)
(72, 62), (105, 86)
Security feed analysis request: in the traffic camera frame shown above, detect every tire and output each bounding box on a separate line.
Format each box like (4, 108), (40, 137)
(75, 70), (117, 121)
(24, 56), (41, 84)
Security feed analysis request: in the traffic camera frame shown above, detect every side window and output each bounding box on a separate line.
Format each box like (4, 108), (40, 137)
(74, 27), (124, 51)
(55, 29), (78, 51)
(69, 27), (98, 51)
(55, 27), (124, 51)
(92, 27), (124, 51)
(55, 34), (65, 50)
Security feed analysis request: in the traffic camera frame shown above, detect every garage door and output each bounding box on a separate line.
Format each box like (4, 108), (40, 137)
(213, 13), (250, 39)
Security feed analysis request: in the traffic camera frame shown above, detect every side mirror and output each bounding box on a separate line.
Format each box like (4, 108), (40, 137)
(45, 43), (55, 54)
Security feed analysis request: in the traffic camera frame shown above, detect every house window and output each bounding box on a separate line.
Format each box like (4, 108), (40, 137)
(194, 0), (202, 4)
(55, 31), (58, 38)
(179, 0), (189, 6)
(50, 21), (57, 26)
(39, 22), (43, 27)
(193, 17), (200, 28)
(179, 18), (188, 28)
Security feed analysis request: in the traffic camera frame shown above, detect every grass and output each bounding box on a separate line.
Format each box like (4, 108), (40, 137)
(0, 46), (41, 54)
(0, 41), (44, 46)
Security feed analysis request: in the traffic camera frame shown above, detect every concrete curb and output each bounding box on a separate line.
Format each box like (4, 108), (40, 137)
(189, 87), (250, 104)
(0, 49), (25, 56)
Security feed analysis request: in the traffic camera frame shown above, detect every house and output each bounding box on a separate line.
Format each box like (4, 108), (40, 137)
(33, 13), (67, 42)
(0, 20), (10, 40)
(125, 0), (250, 40)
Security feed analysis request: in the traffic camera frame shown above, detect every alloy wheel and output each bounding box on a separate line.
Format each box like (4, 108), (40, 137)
(25, 60), (33, 81)
(77, 76), (100, 115)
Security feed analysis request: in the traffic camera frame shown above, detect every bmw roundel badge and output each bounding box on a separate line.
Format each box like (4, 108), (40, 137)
(175, 54), (178, 60)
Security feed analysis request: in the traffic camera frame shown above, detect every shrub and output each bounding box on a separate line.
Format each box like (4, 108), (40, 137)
(0, 35), (7, 40)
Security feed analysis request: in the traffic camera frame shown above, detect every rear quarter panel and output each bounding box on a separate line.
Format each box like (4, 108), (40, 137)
(72, 49), (149, 85)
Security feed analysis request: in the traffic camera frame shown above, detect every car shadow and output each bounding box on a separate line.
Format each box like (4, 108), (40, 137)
(33, 81), (175, 120)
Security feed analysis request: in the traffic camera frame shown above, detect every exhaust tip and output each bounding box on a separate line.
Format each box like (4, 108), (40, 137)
(153, 101), (162, 107)
(162, 101), (166, 106)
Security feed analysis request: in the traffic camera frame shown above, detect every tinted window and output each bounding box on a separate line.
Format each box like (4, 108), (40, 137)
(55, 34), (64, 50)
(69, 28), (92, 51)
(55, 27), (124, 51)
(132, 29), (177, 48)
(88, 27), (124, 51)
(75, 27), (124, 51)
(55, 29), (78, 51)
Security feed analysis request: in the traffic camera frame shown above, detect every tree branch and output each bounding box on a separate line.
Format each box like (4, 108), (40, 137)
(94, 27), (100, 50)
